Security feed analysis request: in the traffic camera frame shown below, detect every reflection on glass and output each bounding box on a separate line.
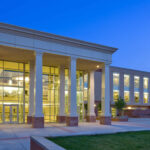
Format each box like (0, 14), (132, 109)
(134, 76), (140, 91)
(124, 74), (130, 103)
(43, 66), (59, 123)
(113, 73), (120, 101)
(134, 76), (140, 103)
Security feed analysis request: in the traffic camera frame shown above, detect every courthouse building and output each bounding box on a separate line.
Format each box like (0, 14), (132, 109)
(0, 23), (149, 128)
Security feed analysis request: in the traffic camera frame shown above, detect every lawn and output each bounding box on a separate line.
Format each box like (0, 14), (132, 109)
(47, 131), (150, 150)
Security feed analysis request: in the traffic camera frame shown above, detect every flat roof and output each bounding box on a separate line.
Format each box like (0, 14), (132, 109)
(111, 66), (150, 75)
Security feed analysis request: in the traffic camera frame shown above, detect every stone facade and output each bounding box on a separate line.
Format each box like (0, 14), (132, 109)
(32, 117), (44, 128)
(100, 116), (111, 125)
(27, 116), (32, 124)
(66, 116), (78, 126)
(57, 116), (66, 123)
(86, 116), (96, 122)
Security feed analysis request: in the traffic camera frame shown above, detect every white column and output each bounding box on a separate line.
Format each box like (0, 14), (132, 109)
(87, 71), (96, 122)
(28, 60), (35, 117)
(101, 63), (111, 117)
(58, 65), (65, 116)
(66, 56), (78, 126)
(88, 71), (96, 116)
(33, 51), (43, 117)
(69, 57), (78, 117)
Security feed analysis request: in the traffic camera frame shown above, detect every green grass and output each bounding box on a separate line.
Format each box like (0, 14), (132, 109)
(47, 131), (150, 150)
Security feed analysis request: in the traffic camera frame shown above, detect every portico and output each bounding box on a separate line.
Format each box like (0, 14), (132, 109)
(0, 23), (117, 128)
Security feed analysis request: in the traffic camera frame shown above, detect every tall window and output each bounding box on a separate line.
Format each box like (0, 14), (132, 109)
(124, 74), (130, 103)
(134, 76), (140, 103)
(43, 66), (59, 123)
(113, 73), (120, 101)
(143, 77), (149, 103)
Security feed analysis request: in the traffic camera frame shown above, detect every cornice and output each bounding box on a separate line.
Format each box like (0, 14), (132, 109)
(0, 22), (118, 54)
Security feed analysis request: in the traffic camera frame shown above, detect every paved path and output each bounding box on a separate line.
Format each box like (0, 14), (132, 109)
(1, 118), (150, 150)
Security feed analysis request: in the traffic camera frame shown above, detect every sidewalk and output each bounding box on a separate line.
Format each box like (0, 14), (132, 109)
(0, 118), (150, 150)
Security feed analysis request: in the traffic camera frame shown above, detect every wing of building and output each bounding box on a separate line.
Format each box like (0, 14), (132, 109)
(95, 66), (150, 118)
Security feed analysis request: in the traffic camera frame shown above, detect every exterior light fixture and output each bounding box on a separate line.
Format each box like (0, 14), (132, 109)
(96, 65), (100, 68)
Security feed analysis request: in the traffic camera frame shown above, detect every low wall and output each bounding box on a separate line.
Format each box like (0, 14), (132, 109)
(30, 136), (66, 150)
(124, 109), (150, 118)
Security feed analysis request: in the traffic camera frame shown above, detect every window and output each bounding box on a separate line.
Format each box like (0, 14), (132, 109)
(143, 77), (149, 103)
(124, 91), (130, 103)
(134, 76), (140, 103)
(144, 93), (149, 104)
(143, 77), (149, 91)
(113, 73), (120, 101)
(124, 74), (130, 103)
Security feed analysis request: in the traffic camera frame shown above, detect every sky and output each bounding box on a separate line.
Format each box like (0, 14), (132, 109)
(0, 0), (150, 71)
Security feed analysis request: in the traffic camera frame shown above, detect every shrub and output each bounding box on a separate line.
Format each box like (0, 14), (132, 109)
(114, 97), (126, 116)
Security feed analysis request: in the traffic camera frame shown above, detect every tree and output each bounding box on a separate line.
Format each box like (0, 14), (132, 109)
(114, 97), (126, 116)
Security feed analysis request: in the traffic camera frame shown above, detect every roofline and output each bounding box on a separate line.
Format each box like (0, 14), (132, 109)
(110, 66), (150, 74)
(0, 22), (118, 54)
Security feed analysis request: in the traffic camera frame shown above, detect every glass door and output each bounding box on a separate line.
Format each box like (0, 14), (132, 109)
(3, 105), (18, 123)
(3, 105), (11, 123)
(11, 105), (18, 123)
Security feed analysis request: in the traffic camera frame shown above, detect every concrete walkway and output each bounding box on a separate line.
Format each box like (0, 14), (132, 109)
(1, 118), (150, 150)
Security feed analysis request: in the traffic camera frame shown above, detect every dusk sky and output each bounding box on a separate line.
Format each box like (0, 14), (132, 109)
(0, 0), (150, 71)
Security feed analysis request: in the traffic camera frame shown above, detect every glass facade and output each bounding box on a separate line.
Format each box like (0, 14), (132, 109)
(113, 73), (120, 101)
(65, 69), (88, 121)
(0, 61), (25, 123)
(43, 66), (59, 123)
(124, 74), (130, 103)
(143, 77), (149, 103)
(134, 76), (140, 103)
(0, 60), (88, 124)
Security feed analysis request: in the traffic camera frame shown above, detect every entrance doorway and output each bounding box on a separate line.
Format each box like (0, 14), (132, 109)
(3, 105), (19, 123)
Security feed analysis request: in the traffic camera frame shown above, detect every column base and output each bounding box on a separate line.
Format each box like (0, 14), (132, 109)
(66, 116), (78, 126)
(100, 116), (111, 125)
(57, 116), (66, 123)
(27, 116), (32, 124)
(86, 116), (96, 122)
(32, 117), (44, 128)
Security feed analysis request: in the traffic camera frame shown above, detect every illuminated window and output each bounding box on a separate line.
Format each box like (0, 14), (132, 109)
(113, 90), (119, 101)
(124, 75), (130, 90)
(65, 69), (88, 121)
(143, 77), (149, 91)
(83, 73), (88, 101)
(124, 91), (130, 103)
(43, 66), (60, 123)
(134, 76), (140, 91)
(134, 76), (140, 103)
(144, 93), (149, 103)
(113, 73), (120, 101)
(111, 107), (116, 117)
(134, 92), (139, 103)
(124, 74), (130, 103)
(143, 77), (149, 104)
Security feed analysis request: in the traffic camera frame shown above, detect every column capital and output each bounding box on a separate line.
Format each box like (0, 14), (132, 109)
(102, 62), (111, 68)
(34, 50), (43, 56)
(70, 56), (78, 60)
